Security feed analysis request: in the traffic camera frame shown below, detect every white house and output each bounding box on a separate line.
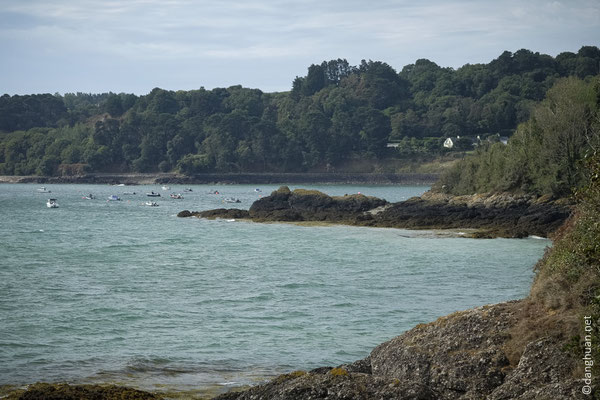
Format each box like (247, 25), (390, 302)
(443, 137), (456, 149)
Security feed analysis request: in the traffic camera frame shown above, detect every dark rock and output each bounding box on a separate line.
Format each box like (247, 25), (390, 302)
(214, 370), (436, 400)
(2, 382), (162, 400)
(370, 192), (572, 238)
(248, 186), (388, 223)
(177, 210), (193, 218)
(338, 357), (372, 374)
(185, 188), (571, 238)
(370, 301), (518, 399)
(197, 208), (250, 219)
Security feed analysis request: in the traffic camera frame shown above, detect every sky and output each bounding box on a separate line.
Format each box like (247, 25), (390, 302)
(1, 0), (599, 96)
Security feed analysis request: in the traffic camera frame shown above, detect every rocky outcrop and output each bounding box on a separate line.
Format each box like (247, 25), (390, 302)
(369, 191), (571, 238)
(248, 186), (388, 222)
(180, 186), (572, 238)
(216, 301), (585, 400)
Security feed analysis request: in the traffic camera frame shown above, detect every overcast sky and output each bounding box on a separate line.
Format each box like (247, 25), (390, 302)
(1, 0), (599, 95)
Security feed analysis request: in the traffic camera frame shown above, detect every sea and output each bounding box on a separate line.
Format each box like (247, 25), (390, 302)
(0, 184), (550, 397)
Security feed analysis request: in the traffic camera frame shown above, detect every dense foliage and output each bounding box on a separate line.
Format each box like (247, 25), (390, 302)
(1, 46), (599, 176)
(436, 76), (600, 197)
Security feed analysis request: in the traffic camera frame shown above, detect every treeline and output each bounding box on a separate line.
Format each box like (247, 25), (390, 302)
(0, 46), (599, 176)
(435, 76), (600, 198)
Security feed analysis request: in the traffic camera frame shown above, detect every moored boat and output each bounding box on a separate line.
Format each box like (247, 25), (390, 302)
(144, 201), (159, 207)
(107, 195), (121, 201)
(170, 193), (184, 199)
(46, 198), (59, 208)
(37, 187), (51, 193)
(147, 191), (161, 197)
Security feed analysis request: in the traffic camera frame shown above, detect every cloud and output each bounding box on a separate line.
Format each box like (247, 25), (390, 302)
(0, 0), (598, 94)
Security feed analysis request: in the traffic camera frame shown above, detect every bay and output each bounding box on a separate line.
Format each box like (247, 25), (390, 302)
(0, 184), (549, 397)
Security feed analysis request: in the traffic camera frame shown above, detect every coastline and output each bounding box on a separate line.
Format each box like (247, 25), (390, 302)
(0, 172), (438, 186)
(180, 186), (572, 239)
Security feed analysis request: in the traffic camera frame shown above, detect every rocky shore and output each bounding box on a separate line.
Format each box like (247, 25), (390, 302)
(214, 300), (583, 400)
(179, 186), (572, 238)
(7, 187), (587, 399)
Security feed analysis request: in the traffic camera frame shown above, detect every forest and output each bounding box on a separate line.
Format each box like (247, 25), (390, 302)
(436, 76), (600, 198)
(0, 46), (599, 176)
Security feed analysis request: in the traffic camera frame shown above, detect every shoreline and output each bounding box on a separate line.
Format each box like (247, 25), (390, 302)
(181, 187), (572, 239)
(0, 172), (438, 186)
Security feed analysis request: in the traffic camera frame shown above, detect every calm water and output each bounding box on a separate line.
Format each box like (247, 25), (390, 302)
(0, 184), (549, 397)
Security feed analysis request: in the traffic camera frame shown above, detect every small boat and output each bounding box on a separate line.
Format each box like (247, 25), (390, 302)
(46, 198), (59, 208)
(37, 187), (51, 193)
(161, 186), (170, 191)
(144, 201), (159, 207)
(82, 194), (95, 200)
(123, 191), (137, 195)
(107, 195), (121, 201)
(254, 188), (262, 192)
(170, 193), (184, 199)
(146, 191), (161, 197)
(183, 188), (193, 192)
(224, 197), (241, 203)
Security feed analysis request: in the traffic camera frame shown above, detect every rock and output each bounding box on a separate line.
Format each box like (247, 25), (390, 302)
(183, 188), (571, 238)
(248, 186), (388, 222)
(214, 370), (436, 400)
(2, 382), (162, 400)
(177, 210), (193, 218)
(197, 208), (250, 219)
(371, 191), (571, 237)
(370, 301), (518, 399)
(488, 338), (580, 400)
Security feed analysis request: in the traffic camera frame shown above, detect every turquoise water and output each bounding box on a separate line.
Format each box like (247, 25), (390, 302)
(0, 184), (549, 396)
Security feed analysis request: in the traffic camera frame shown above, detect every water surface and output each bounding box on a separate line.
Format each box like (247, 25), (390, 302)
(0, 184), (549, 396)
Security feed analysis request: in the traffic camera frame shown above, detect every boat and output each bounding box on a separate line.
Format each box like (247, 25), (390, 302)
(161, 186), (170, 191)
(107, 195), (121, 201)
(254, 188), (262, 192)
(82, 194), (95, 200)
(224, 197), (241, 203)
(170, 193), (184, 199)
(146, 191), (161, 197)
(37, 187), (51, 193)
(123, 191), (137, 195)
(183, 188), (193, 192)
(46, 199), (59, 208)
(144, 201), (159, 207)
